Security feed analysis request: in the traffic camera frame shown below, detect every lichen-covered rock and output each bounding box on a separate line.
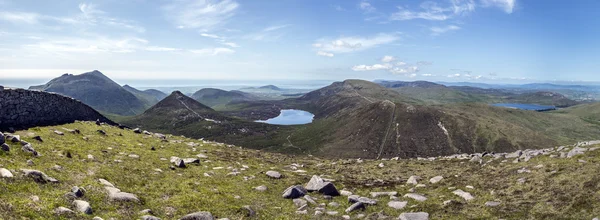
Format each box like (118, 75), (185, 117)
(282, 185), (307, 199)
(0, 168), (13, 178)
(21, 169), (58, 183)
(180, 211), (215, 220)
(73, 200), (93, 214)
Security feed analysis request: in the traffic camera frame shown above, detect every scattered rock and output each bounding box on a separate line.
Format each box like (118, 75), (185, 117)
(398, 212), (429, 220)
(106, 187), (139, 202)
(348, 195), (377, 205)
(306, 175), (325, 191)
(73, 200), (93, 214)
(98, 178), (115, 187)
(345, 202), (366, 213)
(0, 168), (13, 178)
(429, 176), (443, 184)
(141, 215), (161, 220)
(180, 211), (215, 220)
(452, 189), (474, 201)
(54, 207), (75, 215)
(505, 150), (522, 158)
(170, 157), (186, 168)
(407, 176), (420, 185)
(266, 170), (282, 179)
(21, 169), (58, 183)
(97, 130), (107, 135)
(27, 159), (34, 166)
(567, 147), (586, 158)
(71, 186), (85, 198)
(33, 136), (43, 142)
(182, 158), (200, 164)
(326, 211), (338, 216)
(340, 190), (353, 196)
(328, 202), (340, 207)
(387, 201), (408, 210)
(282, 185), (307, 199)
(293, 198), (307, 208)
(403, 193), (427, 202)
(254, 185), (267, 191)
(129, 154), (140, 159)
(485, 201), (501, 207)
(370, 191), (397, 198)
(88, 154), (94, 160)
(1, 143), (9, 152)
(21, 143), (38, 156)
(54, 130), (64, 135)
(240, 205), (255, 217)
(317, 182), (340, 196)
(470, 155), (482, 163)
(133, 128), (142, 134)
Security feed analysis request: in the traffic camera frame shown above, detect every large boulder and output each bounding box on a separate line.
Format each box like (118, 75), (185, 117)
(305, 175), (325, 191)
(282, 185), (307, 199)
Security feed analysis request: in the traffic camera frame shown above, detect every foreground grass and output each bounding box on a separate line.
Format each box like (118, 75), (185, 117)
(0, 121), (599, 219)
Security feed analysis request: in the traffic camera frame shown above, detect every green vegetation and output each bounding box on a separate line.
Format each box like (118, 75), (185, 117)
(1, 122), (599, 219)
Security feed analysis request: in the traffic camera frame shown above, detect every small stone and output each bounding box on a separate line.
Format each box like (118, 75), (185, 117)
(266, 170), (282, 179)
(87, 154), (94, 160)
(429, 176), (443, 184)
(306, 175), (325, 191)
(370, 191), (397, 197)
(304, 195), (317, 205)
(54, 130), (64, 135)
(240, 205), (255, 217)
(71, 186), (85, 198)
(345, 202), (365, 213)
(21, 169), (58, 183)
(296, 210), (308, 215)
(326, 211), (338, 216)
(466, 185), (474, 189)
(98, 179), (115, 187)
(27, 159), (34, 166)
(403, 193), (427, 202)
(33, 136), (43, 142)
(73, 200), (92, 214)
(328, 202), (340, 207)
(378, 163), (385, 168)
(388, 201), (408, 210)
(485, 201), (501, 207)
(406, 176), (420, 185)
(128, 154), (140, 159)
(254, 185), (267, 191)
(1, 143), (9, 152)
(180, 211), (214, 220)
(340, 190), (353, 196)
(55, 207), (75, 215)
(141, 215), (161, 220)
(30, 195), (39, 202)
(293, 199), (307, 208)
(0, 168), (13, 178)
(452, 189), (474, 201)
(398, 212), (429, 220)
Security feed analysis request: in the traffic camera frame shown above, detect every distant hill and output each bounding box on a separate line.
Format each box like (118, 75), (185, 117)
(259, 85), (281, 90)
(120, 79), (600, 159)
(377, 80), (485, 104)
(29, 70), (146, 116)
(191, 88), (257, 107)
(506, 91), (578, 107)
(123, 85), (166, 107)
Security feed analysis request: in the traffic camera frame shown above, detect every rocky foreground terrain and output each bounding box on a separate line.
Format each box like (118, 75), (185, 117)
(0, 121), (599, 219)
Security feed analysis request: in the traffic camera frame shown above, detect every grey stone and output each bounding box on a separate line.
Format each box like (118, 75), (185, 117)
(21, 143), (38, 156)
(370, 191), (397, 198)
(20, 169), (58, 183)
(133, 128), (142, 133)
(485, 201), (501, 207)
(72, 186), (85, 197)
(293, 198), (307, 208)
(429, 176), (443, 184)
(306, 175), (325, 191)
(387, 201), (408, 210)
(340, 190), (353, 196)
(398, 212), (429, 220)
(170, 157), (186, 168)
(304, 195), (317, 205)
(254, 185), (267, 191)
(141, 215), (161, 220)
(452, 189), (474, 201)
(98, 178), (115, 187)
(317, 182), (340, 196)
(328, 202), (340, 207)
(266, 170), (281, 179)
(282, 185), (307, 199)
(348, 195), (377, 205)
(0, 168), (13, 178)
(182, 158), (200, 164)
(403, 193), (427, 202)
(407, 176), (420, 185)
(55, 207), (75, 215)
(54, 130), (64, 135)
(240, 205), (255, 217)
(1, 143), (9, 152)
(73, 200), (92, 214)
(345, 202), (365, 213)
(180, 211), (215, 220)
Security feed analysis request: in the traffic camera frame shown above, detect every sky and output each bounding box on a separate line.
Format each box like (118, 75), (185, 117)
(1, 0), (600, 86)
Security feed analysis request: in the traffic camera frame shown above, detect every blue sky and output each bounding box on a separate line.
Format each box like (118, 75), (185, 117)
(0, 0), (598, 84)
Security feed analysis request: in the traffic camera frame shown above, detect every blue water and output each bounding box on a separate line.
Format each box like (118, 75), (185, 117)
(492, 103), (556, 111)
(256, 109), (315, 125)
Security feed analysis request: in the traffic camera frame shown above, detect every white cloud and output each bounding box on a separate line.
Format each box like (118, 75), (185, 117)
(396, 61), (406, 66)
(390, 66), (419, 74)
(24, 37), (149, 53)
(145, 46), (180, 52)
(480, 0), (515, 13)
(381, 55), (395, 63)
(163, 0), (239, 30)
(0, 12), (40, 24)
(430, 25), (461, 35)
(244, 24), (291, 41)
(313, 33), (399, 56)
(333, 5), (346, 11)
(221, 42), (240, 48)
(352, 63), (391, 71)
(421, 73), (435, 77)
(359, 1), (376, 13)
(447, 73), (461, 78)
(200, 33), (222, 39)
(317, 51), (334, 57)
(79, 3), (105, 18)
(190, 47), (235, 55)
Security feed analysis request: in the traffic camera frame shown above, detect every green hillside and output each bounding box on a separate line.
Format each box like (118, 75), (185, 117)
(1, 122), (599, 219)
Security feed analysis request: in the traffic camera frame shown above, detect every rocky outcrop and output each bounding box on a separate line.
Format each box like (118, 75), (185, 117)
(0, 88), (115, 131)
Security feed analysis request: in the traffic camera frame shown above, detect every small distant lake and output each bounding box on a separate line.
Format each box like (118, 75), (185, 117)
(255, 109), (314, 125)
(492, 103), (556, 111)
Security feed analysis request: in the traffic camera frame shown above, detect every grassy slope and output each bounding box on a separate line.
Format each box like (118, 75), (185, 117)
(555, 102), (600, 126)
(1, 122), (600, 219)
